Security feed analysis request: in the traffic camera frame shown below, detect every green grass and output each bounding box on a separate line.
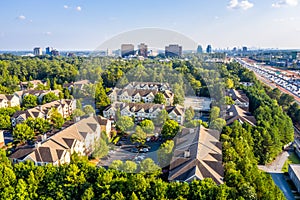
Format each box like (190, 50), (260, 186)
(282, 152), (300, 172)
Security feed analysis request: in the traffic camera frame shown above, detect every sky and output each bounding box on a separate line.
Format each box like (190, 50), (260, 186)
(0, 0), (300, 50)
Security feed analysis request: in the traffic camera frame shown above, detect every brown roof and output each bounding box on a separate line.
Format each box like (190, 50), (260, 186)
(227, 89), (249, 103)
(226, 105), (256, 126)
(168, 127), (224, 184)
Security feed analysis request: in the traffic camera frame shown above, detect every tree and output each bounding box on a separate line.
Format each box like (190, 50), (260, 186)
(157, 140), (174, 167)
(161, 119), (180, 139)
(42, 92), (59, 104)
(95, 81), (110, 108)
(116, 116), (134, 132)
(122, 161), (137, 173)
(22, 94), (38, 108)
(109, 160), (123, 171)
(13, 123), (34, 143)
(72, 109), (85, 118)
(0, 115), (12, 129)
(154, 109), (169, 126)
(225, 96), (234, 105)
(153, 93), (166, 104)
(33, 118), (51, 134)
(278, 93), (294, 107)
(131, 126), (147, 144)
(225, 79), (234, 89)
(49, 108), (65, 129)
(210, 118), (226, 131)
(184, 106), (195, 122)
(140, 119), (155, 134)
(83, 105), (95, 115)
(139, 158), (160, 173)
(210, 106), (220, 121)
(92, 138), (109, 159)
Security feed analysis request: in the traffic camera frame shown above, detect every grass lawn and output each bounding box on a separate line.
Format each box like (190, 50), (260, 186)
(282, 152), (300, 172)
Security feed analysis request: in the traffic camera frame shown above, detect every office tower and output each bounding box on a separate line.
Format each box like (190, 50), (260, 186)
(33, 47), (42, 56)
(106, 49), (113, 56)
(46, 47), (53, 55)
(165, 44), (182, 57)
(242, 46), (248, 52)
(51, 49), (60, 56)
(138, 43), (148, 57)
(197, 45), (203, 54)
(121, 44), (134, 58)
(206, 45), (212, 54)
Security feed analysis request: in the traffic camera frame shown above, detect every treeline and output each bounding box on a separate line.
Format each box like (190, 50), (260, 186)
(1, 150), (236, 200)
(222, 62), (294, 164)
(222, 122), (285, 199)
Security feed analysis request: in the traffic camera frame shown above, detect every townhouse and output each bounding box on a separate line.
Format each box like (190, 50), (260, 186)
(11, 99), (76, 126)
(124, 82), (171, 92)
(0, 94), (20, 108)
(103, 102), (184, 124)
(226, 89), (249, 110)
(14, 89), (61, 104)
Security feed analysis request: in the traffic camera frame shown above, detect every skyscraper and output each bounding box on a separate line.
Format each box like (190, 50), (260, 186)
(165, 44), (182, 57)
(242, 46), (248, 52)
(138, 43), (148, 57)
(121, 44), (135, 58)
(33, 47), (42, 56)
(46, 47), (53, 55)
(197, 45), (203, 54)
(206, 45), (212, 54)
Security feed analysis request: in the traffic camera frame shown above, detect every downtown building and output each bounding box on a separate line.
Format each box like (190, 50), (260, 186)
(165, 44), (182, 57)
(138, 43), (148, 57)
(121, 44), (135, 58)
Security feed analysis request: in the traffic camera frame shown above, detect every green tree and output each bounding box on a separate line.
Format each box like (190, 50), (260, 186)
(92, 138), (109, 159)
(49, 108), (65, 129)
(225, 78), (234, 89)
(22, 94), (38, 108)
(34, 118), (51, 134)
(225, 96), (234, 105)
(161, 119), (180, 139)
(122, 161), (137, 173)
(116, 116), (134, 132)
(210, 106), (220, 121)
(157, 140), (174, 167)
(210, 118), (226, 131)
(13, 123), (34, 143)
(139, 158), (160, 173)
(42, 92), (59, 104)
(140, 119), (155, 134)
(0, 115), (12, 129)
(72, 109), (85, 117)
(109, 160), (123, 171)
(154, 109), (169, 126)
(131, 126), (147, 144)
(153, 93), (166, 104)
(184, 106), (195, 122)
(83, 105), (95, 115)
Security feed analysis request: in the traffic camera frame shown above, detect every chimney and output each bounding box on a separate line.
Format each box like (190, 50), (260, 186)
(229, 112), (233, 116)
(35, 142), (41, 148)
(41, 134), (47, 142)
(184, 150), (190, 158)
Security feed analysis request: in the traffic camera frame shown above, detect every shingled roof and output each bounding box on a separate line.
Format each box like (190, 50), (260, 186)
(168, 127), (224, 184)
(226, 105), (256, 126)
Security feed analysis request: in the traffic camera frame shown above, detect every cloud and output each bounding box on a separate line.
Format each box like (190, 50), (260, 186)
(63, 5), (69, 9)
(44, 32), (52, 36)
(272, 0), (298, 7)
(76, 6), (82, 11)
(17, 15), (26, 20)
(227, 0), (254, 10)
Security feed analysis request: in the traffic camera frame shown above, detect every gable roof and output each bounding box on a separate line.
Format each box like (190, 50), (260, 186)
(168, 127), (224, 184)
(226, 105), (256, 126)
(227, 89), (249, 103)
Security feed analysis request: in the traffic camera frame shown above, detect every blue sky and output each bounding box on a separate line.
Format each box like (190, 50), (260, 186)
(0, 0), (300, 50)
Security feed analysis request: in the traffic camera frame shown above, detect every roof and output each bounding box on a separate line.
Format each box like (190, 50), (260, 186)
(168, 127), (224, 184)
(226, 105), (256, 126)
(124, 82), (171, 91)
(227, 89), (249, 104)
(289, 164), (300, 180)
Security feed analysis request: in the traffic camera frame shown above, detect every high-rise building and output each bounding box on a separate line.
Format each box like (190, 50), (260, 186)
(51, 49), (60, 56)
(197, 45), (203, 54)
(138, 43), (148, 57)
(165, 44), (182, 57)
(33, 47), (42, 56)
(46, 47), (53, 55)
(121, 44), (135, 58)
(242, 46), (248, 52)
(106, 49), (113, 56)
(206, 45), (212, 54)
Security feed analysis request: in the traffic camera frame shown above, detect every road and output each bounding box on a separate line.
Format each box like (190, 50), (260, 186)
(271, 173), (295, 200)
(258, 151), (296, 200)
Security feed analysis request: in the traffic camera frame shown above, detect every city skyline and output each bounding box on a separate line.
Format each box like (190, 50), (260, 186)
(1, 0), (300, 50)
